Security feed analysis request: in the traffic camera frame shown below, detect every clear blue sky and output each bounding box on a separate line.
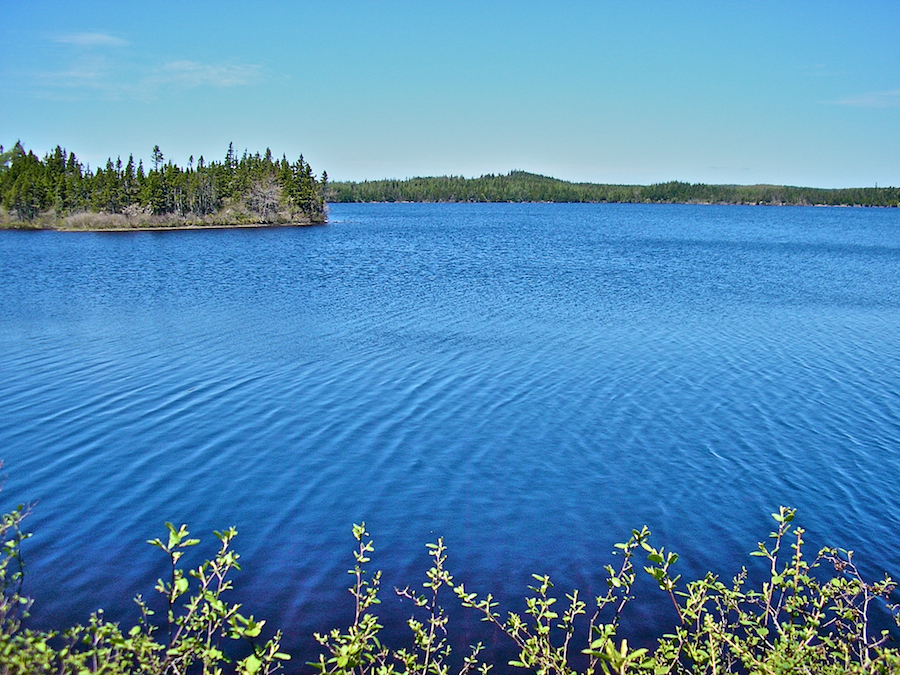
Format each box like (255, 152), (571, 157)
(2, 1), (898, 188)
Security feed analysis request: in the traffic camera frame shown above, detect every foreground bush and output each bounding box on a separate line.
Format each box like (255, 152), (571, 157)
(316, 512), (900, 675)
(0, 500), (897, 674)
(0, 512), (288, 675)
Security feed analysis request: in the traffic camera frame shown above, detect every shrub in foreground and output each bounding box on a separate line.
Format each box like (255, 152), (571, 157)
(0, 513), (287, 675)
(315, 511), (900, 675)
(0, 500), (897, 674)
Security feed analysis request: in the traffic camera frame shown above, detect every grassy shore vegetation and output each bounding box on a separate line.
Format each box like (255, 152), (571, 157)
(328, 171), (900, 207)
(0, 142), (327, 230)
(1, 492), (898, 675)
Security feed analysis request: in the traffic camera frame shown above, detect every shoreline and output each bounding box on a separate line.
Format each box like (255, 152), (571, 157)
(324, 199), (896, 208)
(2, 199), (894, 232)
(52, 221), (325, 233)
(328, 172), (900, 207)
(0, 215), (327, 233)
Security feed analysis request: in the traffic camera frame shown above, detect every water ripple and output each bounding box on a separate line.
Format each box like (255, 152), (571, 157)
(1, 203), (899, 667)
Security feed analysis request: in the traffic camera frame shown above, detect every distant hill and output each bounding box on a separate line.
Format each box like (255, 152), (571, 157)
(328, 171), (899, 207)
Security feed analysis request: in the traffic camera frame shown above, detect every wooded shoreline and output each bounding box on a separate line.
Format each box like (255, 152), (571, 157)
(328, 171), (900, 208)
(0, 141), (328, 230)
(4, 140), (898, 231)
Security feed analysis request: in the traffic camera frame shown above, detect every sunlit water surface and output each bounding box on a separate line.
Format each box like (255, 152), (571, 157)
(1, 203), (899, 669)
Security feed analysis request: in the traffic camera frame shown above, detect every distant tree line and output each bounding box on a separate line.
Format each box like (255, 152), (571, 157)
(0, 141), (327, 228)
(328, 171), (900, 207)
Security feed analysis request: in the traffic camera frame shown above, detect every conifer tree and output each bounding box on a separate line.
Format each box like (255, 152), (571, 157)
(1, 140), (328, 224)
(151, 145), (164, 171)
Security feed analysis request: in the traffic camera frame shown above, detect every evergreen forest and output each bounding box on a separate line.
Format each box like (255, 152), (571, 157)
(0, 142), (327, 229)
(329, 171), (900, 207)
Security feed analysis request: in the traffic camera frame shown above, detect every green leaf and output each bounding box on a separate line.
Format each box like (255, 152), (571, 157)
(241, 654), (263, 675)
(167, 523), (186, 549)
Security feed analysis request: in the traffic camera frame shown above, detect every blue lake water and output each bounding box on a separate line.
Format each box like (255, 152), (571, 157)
(1, 202), (899, 668)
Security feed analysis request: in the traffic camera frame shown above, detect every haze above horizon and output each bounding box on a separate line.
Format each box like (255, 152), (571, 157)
(1, 1), (898, 189)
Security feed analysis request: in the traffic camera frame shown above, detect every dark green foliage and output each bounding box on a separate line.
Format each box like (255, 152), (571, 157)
(328, 171), (900, 207)
(0, 141), (327, 227)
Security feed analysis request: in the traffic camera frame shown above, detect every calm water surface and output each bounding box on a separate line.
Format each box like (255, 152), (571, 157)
(1, 203), (899, 667)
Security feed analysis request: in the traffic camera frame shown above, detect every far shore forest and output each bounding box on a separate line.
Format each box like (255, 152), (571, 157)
(1, 141), (898, 231)
(328, 171), (900, 207)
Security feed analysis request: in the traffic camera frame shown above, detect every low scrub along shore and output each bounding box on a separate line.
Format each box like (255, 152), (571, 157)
(1, 492), (898, 674)
(329, 171), (900, 207)
(0, 142), (327, 231)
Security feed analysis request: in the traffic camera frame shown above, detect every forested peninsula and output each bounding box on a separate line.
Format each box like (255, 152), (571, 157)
(329, 171), (900, 207)
(0, 142), (327, 230)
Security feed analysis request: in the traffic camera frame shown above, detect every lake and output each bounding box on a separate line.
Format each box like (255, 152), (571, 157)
(1, 202), (899, 669)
